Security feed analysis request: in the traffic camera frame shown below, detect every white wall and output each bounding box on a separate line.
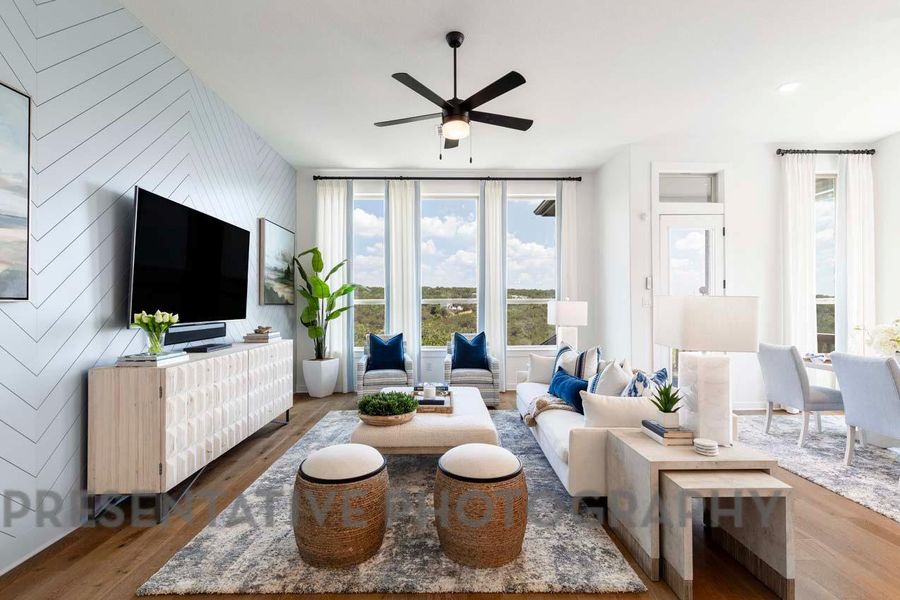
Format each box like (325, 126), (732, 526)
(623, 140), (780, 409)
(593, 148), (632, 360)
(0, 0), (297, 575)
(295, 169), (593, 391)
(874, 133), (900, 324)
(592, 138), (883, 409)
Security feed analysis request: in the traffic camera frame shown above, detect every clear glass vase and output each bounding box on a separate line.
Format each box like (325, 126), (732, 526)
(146, 331), (163, 355)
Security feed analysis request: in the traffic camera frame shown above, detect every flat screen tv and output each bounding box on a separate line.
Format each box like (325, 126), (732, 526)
(128, 187), (250, 323)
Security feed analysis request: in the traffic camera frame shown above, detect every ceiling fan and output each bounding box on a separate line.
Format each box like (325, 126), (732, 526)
(375, 31), (533, 150)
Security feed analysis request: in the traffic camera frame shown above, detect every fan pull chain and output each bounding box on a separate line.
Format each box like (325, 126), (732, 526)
(438, 125), (443, 160)
(469, 127), (473, 164)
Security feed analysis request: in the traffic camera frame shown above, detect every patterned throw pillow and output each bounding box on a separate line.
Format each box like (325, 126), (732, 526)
(622, 368), (668, 397)
(554, 345), (603, 380)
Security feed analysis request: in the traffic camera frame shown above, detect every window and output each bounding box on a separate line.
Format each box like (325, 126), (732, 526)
(659, 173), (719, 203)
(506, 194), (556, 346)
(815, 175), (836, 353)
(420, 195), (478, 347)
(352, 188), (386, 347)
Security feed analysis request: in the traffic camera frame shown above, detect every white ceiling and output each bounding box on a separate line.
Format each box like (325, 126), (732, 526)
(122, 0), (900, 169)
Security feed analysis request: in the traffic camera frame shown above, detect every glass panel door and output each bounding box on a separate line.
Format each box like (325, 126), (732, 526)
(655, 214), (725, 375)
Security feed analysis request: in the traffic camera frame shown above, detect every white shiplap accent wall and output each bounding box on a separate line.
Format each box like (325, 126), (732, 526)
(0, 0), (297, 574)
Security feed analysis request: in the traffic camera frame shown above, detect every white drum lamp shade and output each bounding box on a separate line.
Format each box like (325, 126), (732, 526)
(654, 295), (759, 446)
(548, 300), (588, 350)
(654, 296), (759, 352)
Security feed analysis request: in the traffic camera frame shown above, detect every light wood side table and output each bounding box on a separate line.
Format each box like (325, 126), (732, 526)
(660, 470), (794, 600)
(605, 429), (778, 580)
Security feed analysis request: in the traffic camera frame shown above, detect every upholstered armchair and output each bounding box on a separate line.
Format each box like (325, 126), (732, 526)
(356, 333), (414, 394)
(831, 353), (900, 473)
(757, 343), (844, 447)
(443, 333), (500, 407)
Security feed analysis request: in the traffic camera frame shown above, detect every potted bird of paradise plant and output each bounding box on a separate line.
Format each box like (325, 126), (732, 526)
(294, 247), (357, 397)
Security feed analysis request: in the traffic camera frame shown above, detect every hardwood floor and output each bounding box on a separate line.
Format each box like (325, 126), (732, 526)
(2, 392), (898, 600)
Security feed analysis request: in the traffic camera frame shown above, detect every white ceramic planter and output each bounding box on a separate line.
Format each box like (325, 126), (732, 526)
(657, 410), (680, 429)
(303, 358), (339, 398)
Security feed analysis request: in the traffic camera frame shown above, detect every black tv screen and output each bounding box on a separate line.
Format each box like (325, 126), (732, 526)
(128, 187), (250, 323)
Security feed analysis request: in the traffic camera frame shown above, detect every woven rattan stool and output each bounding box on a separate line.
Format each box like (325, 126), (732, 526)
(292, 443), (388, 568)
(434, 443), (527, 568)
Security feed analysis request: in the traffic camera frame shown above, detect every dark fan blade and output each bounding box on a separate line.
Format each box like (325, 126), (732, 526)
(461, 71), (526, 110)
(392, 73), (450, 109)
(469, 111), (533, 131)
(444, 138), (459, 149)
(375, 113), (442, 127)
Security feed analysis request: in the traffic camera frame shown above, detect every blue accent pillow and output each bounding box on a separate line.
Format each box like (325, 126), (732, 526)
(548, 367), (589, 413)
(623, 368), (668, 397)
(367, 333), (404, 371)
(452, 332), (489, 370)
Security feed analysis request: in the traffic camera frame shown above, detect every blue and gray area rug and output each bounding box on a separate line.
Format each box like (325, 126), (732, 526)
(739, 414), (899, 522)
(138, 410), (645, 595)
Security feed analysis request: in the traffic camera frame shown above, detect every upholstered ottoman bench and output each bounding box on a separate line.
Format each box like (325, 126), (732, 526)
(292, 443), (388, 567)
(350, 386), (498, 454)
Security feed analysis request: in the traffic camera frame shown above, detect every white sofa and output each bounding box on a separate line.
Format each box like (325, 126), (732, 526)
(515, 373), (660, 505)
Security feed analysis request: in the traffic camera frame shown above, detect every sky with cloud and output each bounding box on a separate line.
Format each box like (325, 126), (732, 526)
(351, 195), (557, 292)
(815, 185), (835, 297)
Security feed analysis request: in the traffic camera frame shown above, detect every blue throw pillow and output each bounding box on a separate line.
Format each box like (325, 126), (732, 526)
(367, 333), (405, 371)
(623, 368), (668, 397)
(452, 332), (489, 370)
(548, 367), (589, 413)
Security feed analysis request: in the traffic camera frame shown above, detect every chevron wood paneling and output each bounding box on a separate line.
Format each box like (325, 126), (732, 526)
(0, 0), (297, 574)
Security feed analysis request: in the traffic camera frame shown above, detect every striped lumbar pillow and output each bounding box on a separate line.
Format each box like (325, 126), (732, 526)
(554, 345), (603, 380)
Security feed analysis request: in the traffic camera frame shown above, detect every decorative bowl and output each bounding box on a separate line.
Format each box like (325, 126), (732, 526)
(358, 410), (416, 427)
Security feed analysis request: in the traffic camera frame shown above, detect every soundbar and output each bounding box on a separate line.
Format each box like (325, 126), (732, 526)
(165, 322), (227, 345)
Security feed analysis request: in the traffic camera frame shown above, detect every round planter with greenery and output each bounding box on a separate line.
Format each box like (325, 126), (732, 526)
(357, 391), (418, 427)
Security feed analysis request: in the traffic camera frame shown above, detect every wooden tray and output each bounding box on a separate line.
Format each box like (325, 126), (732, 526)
(414, 390), (453, 414)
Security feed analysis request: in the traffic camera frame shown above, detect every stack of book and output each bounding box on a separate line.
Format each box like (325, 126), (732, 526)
(117, 350), (188, 368)
(244, 331), (281, 343)
(413, 383), (449, 393)
(641, 419), (694, 446)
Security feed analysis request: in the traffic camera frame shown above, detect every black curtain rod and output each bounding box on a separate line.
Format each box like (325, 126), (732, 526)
(776, 148), (875, 156)
(312, 175), (582, 182)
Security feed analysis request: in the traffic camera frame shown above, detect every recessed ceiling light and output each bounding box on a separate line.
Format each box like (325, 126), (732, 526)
(777, 82), (801, 94)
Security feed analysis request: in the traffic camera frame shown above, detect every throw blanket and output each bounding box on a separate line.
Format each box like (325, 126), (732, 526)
(522, 393), (577, 427)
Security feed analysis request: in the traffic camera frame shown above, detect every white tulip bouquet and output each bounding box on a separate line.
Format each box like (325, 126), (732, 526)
(866, 319), (900, 357)
(131, 310), (179, 354)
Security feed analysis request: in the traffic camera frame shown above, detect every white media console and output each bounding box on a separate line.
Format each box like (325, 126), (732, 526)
(87, 339), (293, 519)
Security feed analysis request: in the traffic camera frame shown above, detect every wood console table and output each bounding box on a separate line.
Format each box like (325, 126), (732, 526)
(87, 340), (293, 520)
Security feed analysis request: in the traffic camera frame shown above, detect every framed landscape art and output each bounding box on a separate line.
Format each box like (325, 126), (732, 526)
(259, 218), (295, 305)
(0, 81), (30, 301)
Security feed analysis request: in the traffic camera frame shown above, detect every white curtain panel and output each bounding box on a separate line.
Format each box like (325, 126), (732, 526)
(781, 154), (818, 353)
(386, 179), (420, 378)
(483, 180), (507, 391)
(315, 179), (350, 392)
(558, 180), (579, 301)
(836, 154), (876, 354)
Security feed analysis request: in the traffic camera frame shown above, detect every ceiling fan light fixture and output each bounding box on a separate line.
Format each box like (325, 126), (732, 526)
(442, 116), (470, 140)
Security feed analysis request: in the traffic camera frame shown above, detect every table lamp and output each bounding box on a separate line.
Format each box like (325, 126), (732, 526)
(654, 295), (759, 445)
(547, 299), (588, 350)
